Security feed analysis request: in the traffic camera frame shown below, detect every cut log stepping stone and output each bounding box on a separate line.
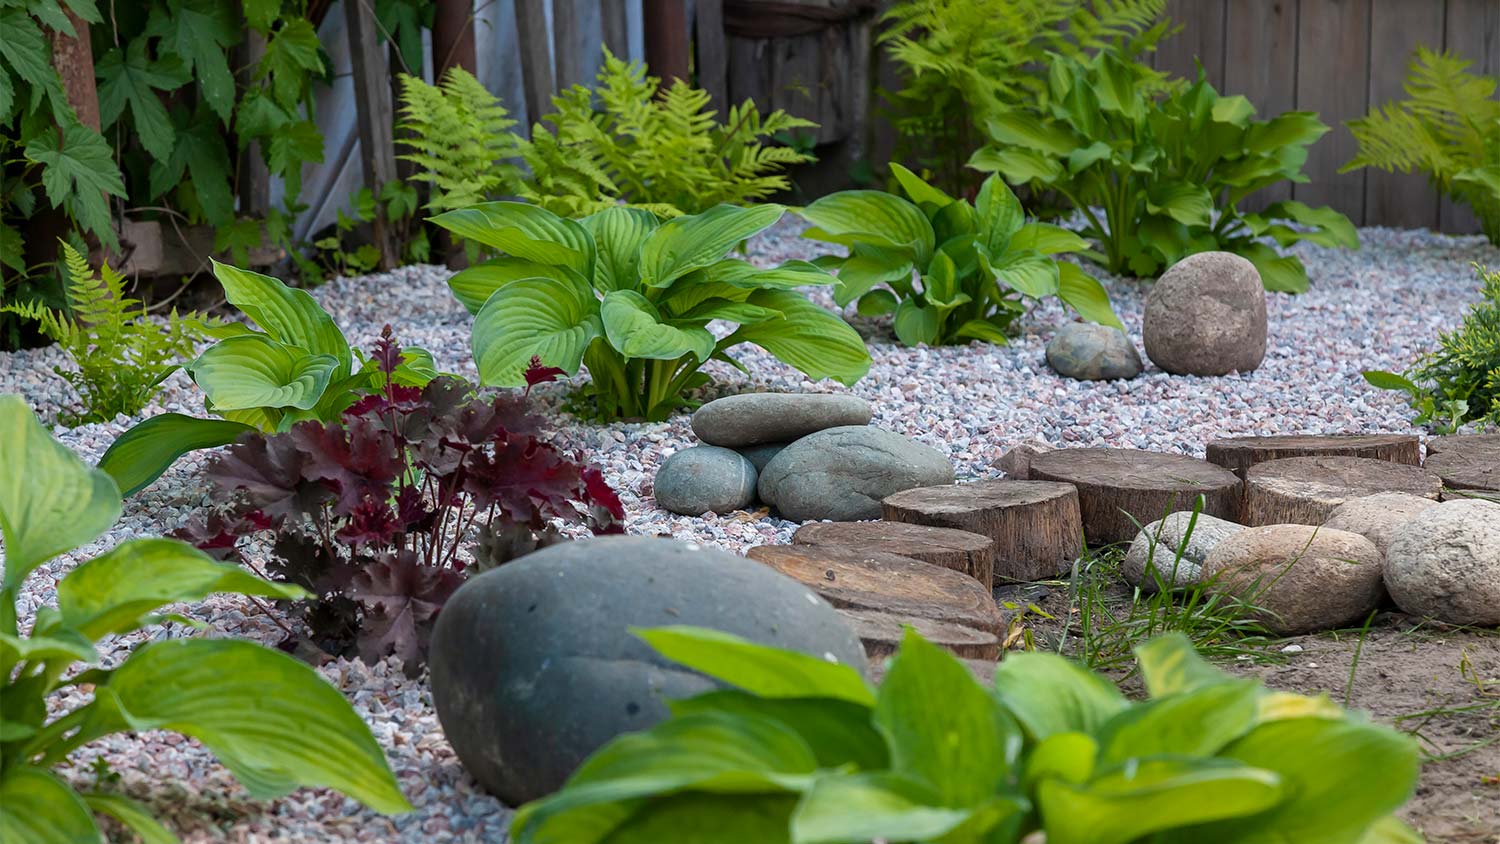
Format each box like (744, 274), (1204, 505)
(840, 609), (1001, 660)
(1206, 434), (1422, 480)
(1425, 450), (1500, 495)
(792, 521), (995, 589)
(880, 481), (1082, 582)
(745, 544), (1006, 635)
(1027, 449), (1240, 545)
(1425, 433), (1500, 457)
(1244, 456), (1442, 526)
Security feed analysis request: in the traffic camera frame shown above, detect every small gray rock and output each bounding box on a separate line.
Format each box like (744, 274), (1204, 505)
(429, 536), (868, 805)
(692, 393), (872, 447)
(653, 446), (757, 515)
(1123, 512), (1245, 591)
(1143, 251), (1268, 376)
(1323, 492), (1441, 559)
(1045, 323), (1143, 381)
(759, 426), (955, 521)
(738, 442), (791, 473)
(1201, 524), (1383, 635)
(1384, 499), (1500, 626)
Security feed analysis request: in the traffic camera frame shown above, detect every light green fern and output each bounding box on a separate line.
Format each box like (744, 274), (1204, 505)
(1343, 47), (1500, 244)
(397, 68), (526, 214)
(0, 242), (201, 426)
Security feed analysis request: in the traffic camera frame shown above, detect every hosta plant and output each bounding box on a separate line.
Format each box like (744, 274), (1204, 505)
(176, 338), (624, 670)
(0, 394), (409, 843)
(972, 54), (1359, 290)
(431, 202), (871, 421)
(801, 164), (1120, 346)
(511, 627), (1420, 844)
(98, 261), (436, 496)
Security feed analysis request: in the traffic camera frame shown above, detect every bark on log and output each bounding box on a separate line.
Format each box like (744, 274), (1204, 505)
(1244, 456), (1442, 526)
(841, 609), (1000, 661)
(880, 481), (1082, 582)
(1028, 449), (1241, 545)
(1425, 433), (1500, 458)
(791, 520), (994, 589)
(1425, 450), (1500, 494)
(1206, 434), (1422, 479)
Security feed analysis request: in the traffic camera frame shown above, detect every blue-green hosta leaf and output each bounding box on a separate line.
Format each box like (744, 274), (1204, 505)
(447, 257), (583, 315)
(601, 291), (715, 362)
(210, 260), (351, 370)
(674, 299), (784, 325)
(955, 318), (1012, 344)
(799, 192), (935, 265)
(1145, 183), (1214, 227)
(832, 247), (914, 307)
(791, 773), (986, 844)
(1058, 263), (1124, 329)
(0, 768), (99, 844)
(704, 259), (838, 290)
(471, 276), (603, 387)
(1133, 633), (1230, 697)
(856, 289), (899, 317)
(975, 174), (1025, 255)
(1012, 223), (1090, 256)
(0, 395), (121, 590)
(729, 290), (872, 386)
(581, 206), (659, 293)
(186, 335), (340, 412)
(968, 146), (1066, 184)
(1238, 243), (1311, 293)
(98, 414), (256, 498)
(57, 537), (308, 640)
(81, 794), (177, 844)
(985, 252), (1060, 299)
(888, 162), (954, 208)
(992, 651), (1128, 741)
(429, 202), (594, 275)
(985, 111), (1080, 155)
(640, 204), (785, 287)
(102, 638), (410, 812)
(638, 626), (874, 706)
(893, 299), (942, 346)
(1258, 200), (1360, 249)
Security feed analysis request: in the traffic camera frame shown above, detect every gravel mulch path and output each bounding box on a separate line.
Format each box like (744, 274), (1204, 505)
(3, 220), (1496, 842)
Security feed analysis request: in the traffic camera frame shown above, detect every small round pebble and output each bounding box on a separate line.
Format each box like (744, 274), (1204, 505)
(652, 445), (758, 515)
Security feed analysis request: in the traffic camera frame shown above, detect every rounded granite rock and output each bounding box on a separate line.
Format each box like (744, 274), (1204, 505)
(653, 445), (758, 515)
(691, 393), (873, 447)
(759, 426), (954, 522)
(1143, 251), (1268, 376)
(1045, 323), (1143, 381)
(1201, 524), (1384, 635)
(1122, 511), (1246, 592)
(1384, 499), (1500, 626)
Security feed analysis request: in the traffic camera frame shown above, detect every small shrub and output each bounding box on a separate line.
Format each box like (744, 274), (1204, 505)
(802, 164), (1119, 345)
(0, 394), (410, 841)
(1365, 263), (1500, 432)
(0, 241), (201, 425)
(176, 336), (623, 670)
(1343, 47), (1500, 245)
(510, 626), (1420, 843)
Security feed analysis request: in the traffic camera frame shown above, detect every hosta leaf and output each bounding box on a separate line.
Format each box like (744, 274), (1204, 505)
(82, 793), (177, 844)
(471, 276), (603, 386)
(580, 206), (658, 293)
(98, 413), (256, 498)
(704, 259), (838, 290)
(605, 794), (797, 844)
(601, 291), (715, 362)
(791, 773), (979, 844)
(888, 162), (954, 208)
(638, 626), (874, 706)
(1259, 200), (1360, 249)
(893, 299), (942, 346)
(856, 289), (899, 317)
(0, 768), (99, 844)
(1212, 95), (1258, 126)
(986, 252), (1060, 299)
(1145, 183), (1214, 227)
(447, 257), (582, 315)
(992, 651), (1127, 741)
(1357, 816), (1424, 844)
(975, 174), (1025, 255)
(730, 290), (872, 386)
(670, 692), (888, 770)
(1238, 243), (1311, 293)
(985, 111), (1080, 155)
(639, 204), (785, 286)
(674, 299), (784, 324)
(0, 629), (98, 671)
(1246, 111), (1330, 154)
(1363, 370), (1419, 393)
(1133, 633), (1229, 697)
(955, 318), (1012, 344)
(211, 260), (352, 369)
(1058, 263), (1123, 329)
(186, 335), (340, 412)
(800, 191), (935, 265)
(103, 638), (410, 812)
(0, 395), (121, 590)
(1012, 223), (1090, 255)
(430, 202), (595, 275)
(968, 146), (1066, 184)
(832, 246), (914, 307)
(1067, 141), (1114, 175)
(1094, 680), (1261, 763)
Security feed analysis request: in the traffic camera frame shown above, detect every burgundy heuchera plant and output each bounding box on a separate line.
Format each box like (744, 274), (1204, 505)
(178, 328), (623, 671)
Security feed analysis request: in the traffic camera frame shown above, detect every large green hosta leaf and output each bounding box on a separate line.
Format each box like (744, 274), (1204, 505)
(211, 260), (351, 371)
(186, 335), (340, 412)
(728, 290), (871, 386)
(704, 259), (838, 291)
(639, 204), (785, 287)
(638, 627), (874, 706)
(429, 201), (594, 275)
(0, 395), (120, 590)
(581, 206), (658, 293)
(471, 276), (603, 386)
(447, 257), (584, 315)
(791, 772), (1005, 844)
(1058, 263), (1124, 329)
(97, 413), (254, 497)
(0, 768), (99, 844)
(992, 651), (1128, 742)
(601, 291), (715, 362)
(800, 191), (936, 265)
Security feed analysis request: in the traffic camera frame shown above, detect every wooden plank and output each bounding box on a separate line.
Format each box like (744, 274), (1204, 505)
(1293, 0), (1372, 225)
(515, 0), (556, 128)
(1441, 0), (1500, 234)
(694, 0), (729, 112)
(1156, 0), (1228, 88)
(240, 30), (272, 217)
(1364, 0), (1444, 230)
(344, 0), (399, 270)
(554, 0), (600, 90)
(1223, 0), (1300, 210)
(434, 0), (478, 75)
(644, 0), (692, 84)
(602, 0), (631, 57)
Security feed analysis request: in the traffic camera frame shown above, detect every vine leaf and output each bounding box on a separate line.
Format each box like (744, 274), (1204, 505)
(260, 18), (325, 108)
(148, 104), (234, 225)
(23, 122), (126, 244)
(96, 39), (190, 162)
(154, 0), (240, 122)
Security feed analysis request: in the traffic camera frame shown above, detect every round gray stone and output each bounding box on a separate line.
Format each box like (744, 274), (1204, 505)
(1201, 524), (1384, 635)
(1122, 511), (1245, 592)
(759, 426), (955, 522)
(428, 536), (867, 805)
(1045, 323), (1143, 381)
(1384, 499), (1500, 626)
(691, 392), (873, 447)
(1323, 492), (1441, 559)
(1143, 251), (1268, 376)
(738, 442), (791, 473)
(653, 445), (757, 515)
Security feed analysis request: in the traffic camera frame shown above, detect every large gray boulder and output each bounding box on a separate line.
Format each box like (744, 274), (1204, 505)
(1122, 512), (1245, 592)
(1045, 323), (1143, 381)
(428, 536), (867, 805)
(691, 392), (872, 447)
(759, 426), (954, 521)
(1201, 524), (1383, 635)
(1384, 499), (1500, 626)
(653, 445), (757, 515)
(1143, 251), (1268, 376)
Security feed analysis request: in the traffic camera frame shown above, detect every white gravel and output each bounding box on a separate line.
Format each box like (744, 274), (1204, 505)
(3, 219), (1496, 842)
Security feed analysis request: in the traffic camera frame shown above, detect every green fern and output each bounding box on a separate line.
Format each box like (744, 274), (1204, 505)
(397, 68), (526, 214)
(1343, 47), (1500, 244)
(0, 242), (202, 426)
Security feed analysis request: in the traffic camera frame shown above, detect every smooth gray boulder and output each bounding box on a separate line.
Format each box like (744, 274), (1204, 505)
(1384, 499), (1500, 626)
(1123, 512), (1245, 591)
(1045, 323), (1143, 380)
(653, 445), (757, 515)
(738, 442), (791, 473)
(692, 393), (872, 447)
(1143, 251), (1268, 376)
(428, 536), (867, 805)
(759, 426), (954, 521)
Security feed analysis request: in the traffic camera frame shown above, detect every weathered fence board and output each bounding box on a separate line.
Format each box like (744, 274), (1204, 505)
(1365, 0), (1445, 229)
(1222, 0), (1301, 210)
(1440, 0), (1500, 232)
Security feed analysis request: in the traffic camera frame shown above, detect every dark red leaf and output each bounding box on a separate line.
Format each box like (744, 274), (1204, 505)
(524, 355), (567, 388)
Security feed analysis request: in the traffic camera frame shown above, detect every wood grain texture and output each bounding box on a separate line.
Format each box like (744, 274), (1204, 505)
(694, 0), (729, 112)
(1225, 0), (1301, 210)
(881, 481), (1083, 582)
(554, 0), (602, 90)
(1206, 433), (1423, 479)
(1292, 0), (1372, 223)
(515, 0), (556, 128)
(1364, 0), (1445, 229)
(1028, 450), (1241, 545)
(1158, 0), (1228, 88)
(842, 609), (1001, 660)
(1244, 456), (1442, 525)
(792, 521), (995, 589)
(343, 0), (400, 269)
(1425, 433), (1500, 457)
(1441, 0), (1500, 234)
(1425, 451), (1500, 492)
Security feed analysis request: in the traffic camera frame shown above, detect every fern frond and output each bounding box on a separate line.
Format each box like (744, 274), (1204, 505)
(398, 69), (526, 213)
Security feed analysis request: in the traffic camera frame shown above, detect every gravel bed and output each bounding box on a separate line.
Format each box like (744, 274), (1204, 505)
(2, 219), (1497, 842)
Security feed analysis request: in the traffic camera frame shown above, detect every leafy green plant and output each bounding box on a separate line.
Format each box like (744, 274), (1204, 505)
(296, 181), (426, 282)
(1365, 263), (1500, 433)
(511, 625), (1420, 843)
(97, 261), (436, 496)
(879, 0), (1176, 196)
(0, 393), (410, 842)
(397, 67), (524, 215)
(1343, 47), (1500, 245)
(430, 201), (870, 421)
(972, 54), (1359, 290)
(801, 163), (1120, 346)
(0, 241), (201, 425)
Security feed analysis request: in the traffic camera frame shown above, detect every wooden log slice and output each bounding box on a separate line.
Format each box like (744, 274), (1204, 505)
(1425, 433), (1500, 458)
(869, 655), (998, 685)
(745, 544), (1006, 634)
(1425, 450), (1500, 493)
(839, 609), (1001, 660)
(1027, 449), (1241, 545)
(880, 481), (1082, 582)
(1205, 434), (1422, 479)
(1244, 456), (1442, 526)
(792, 521), (995, 589)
